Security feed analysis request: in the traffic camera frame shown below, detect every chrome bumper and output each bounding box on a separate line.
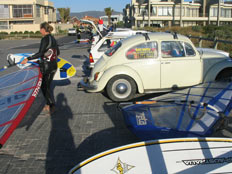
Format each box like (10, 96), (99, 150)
(78, 78), (97, 91)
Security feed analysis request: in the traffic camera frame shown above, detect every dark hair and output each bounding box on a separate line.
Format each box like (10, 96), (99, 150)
(40, 22), (53, 33)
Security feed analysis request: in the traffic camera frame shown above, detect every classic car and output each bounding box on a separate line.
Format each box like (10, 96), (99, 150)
(89, 35), (126, 69)
(79, 32), (232, 101)
(89, 31), (149, 69)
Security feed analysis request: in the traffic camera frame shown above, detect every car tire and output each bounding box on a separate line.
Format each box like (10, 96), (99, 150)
(106, 75), (137, 102)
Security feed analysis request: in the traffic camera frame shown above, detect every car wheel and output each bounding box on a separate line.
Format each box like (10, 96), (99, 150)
(215, 69), (232, 81)
(106, 75), (137, 102)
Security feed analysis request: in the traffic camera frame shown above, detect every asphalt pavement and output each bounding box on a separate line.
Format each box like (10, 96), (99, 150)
(0, 36), (139, 174)
(0, 36), (231, 174)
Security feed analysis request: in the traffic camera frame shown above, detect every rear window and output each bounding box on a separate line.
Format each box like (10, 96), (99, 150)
(105, 41), (122, 56)
(126, 41), (158, 59)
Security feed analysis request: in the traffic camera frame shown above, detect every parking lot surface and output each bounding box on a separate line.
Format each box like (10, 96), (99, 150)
(0, 37), (231, 174)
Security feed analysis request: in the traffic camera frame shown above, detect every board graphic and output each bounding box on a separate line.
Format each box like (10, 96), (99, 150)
(69, 138), (232, 174)
(7, 53), (76, 80)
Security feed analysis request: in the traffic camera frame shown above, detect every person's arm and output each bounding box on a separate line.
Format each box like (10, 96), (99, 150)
(28, 36), (49, 60)
(21, 36), (50, 64)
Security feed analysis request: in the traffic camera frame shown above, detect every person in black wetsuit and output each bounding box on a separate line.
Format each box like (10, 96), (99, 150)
(21, 22), (60, 114)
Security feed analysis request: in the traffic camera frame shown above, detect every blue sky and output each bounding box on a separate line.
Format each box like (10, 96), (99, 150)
(52, 0), (131, 12)
(53, 0), (232, 13)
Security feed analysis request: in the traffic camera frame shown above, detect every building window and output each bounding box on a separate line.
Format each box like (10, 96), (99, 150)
(174, 7), (185, 17)
(158, 7), (172, 16)
(36, 5), (41, 17)
(10, 21), (33, 24)
(45, 7), (49, 14)
(210, 7), (218, 17)
(0, 21), (8, 29)
(140, 8), (148, 16)
(186, 7), (190, 17)
(0, 5), (9, 18)
(221, 8), (232, 18)
(192, 8), (198, 17)
(13, 5), (33, 18)
(152, 6), (157, 16)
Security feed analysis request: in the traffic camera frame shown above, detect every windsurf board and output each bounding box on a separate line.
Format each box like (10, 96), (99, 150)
(69, 137), (232, 174)
(75, 39), (90, 44)
(7, 53), (76, 80)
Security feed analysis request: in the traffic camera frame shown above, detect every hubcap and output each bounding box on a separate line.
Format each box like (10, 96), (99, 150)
(112, 79), (131, 99)
(116, 83), (128, 94)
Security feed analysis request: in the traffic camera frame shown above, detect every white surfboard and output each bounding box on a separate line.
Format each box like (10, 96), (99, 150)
(69, 137), (232, 174)
(7, 53), (76, 80)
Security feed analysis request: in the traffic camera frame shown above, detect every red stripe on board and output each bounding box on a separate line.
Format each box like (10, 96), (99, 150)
(19, 75), (38, 85)
(8, 101), (27, 108)
(0, 120), (14, 127)
(0, 67), (42, 147)
(24, 66), (39, 71)
(15, 86), (35, 94)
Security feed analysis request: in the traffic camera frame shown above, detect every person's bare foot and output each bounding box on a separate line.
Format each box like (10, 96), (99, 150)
(43, 105), (50, 112)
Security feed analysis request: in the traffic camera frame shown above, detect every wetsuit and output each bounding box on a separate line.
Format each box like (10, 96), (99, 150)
(28, 34), (60, 107)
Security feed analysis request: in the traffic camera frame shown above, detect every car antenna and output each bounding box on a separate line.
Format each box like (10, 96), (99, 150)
(142, 33), (150, 41)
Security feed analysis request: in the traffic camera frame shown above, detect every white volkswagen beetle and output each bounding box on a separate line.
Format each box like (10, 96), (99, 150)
(80, 32), (232, 101)
(89, 31), (149, 69)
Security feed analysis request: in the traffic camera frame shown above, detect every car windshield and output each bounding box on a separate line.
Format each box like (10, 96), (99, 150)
(105, 41), (122, 56)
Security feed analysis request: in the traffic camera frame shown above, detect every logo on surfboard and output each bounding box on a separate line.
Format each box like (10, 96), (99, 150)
(182, 157), (232, 166)
(136, 112), (147, 125)
(111, 157), (135, 174)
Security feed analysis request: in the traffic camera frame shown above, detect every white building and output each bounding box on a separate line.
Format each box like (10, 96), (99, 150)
(124, 0), (232, 28)
(0, 0), (56, 33)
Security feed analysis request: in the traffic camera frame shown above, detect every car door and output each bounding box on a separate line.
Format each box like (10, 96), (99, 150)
(160, 41), (202, 89)
(125, 41), (160, 90)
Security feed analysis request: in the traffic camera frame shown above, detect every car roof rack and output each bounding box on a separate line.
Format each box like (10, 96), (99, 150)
(142, 33), (150, 41)
(165, 31), (178, 39)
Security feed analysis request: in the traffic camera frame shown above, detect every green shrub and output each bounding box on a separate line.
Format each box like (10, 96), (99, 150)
(192, 26), (202, 32)
(24, 31), (29, 34)
(35, 31), (41, 34)
(116, 21), (124, 28)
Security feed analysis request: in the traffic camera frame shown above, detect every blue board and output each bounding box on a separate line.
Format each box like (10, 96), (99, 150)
(121, 82), (232, 140)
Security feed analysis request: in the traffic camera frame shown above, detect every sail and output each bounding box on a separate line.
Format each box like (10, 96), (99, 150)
(121, 81), (232, 140)
(0, 66), (42, 148)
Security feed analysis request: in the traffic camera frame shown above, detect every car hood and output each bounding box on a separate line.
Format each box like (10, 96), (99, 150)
(80, 19), (102, 37)
(197, 48), (229, 58)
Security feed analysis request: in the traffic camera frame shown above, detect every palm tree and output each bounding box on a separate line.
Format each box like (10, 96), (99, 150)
(57, 8), (70, 23)
(217, 0), (221, 26)
(104, 7), (114, 26)
(180, 0), (183, 27)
